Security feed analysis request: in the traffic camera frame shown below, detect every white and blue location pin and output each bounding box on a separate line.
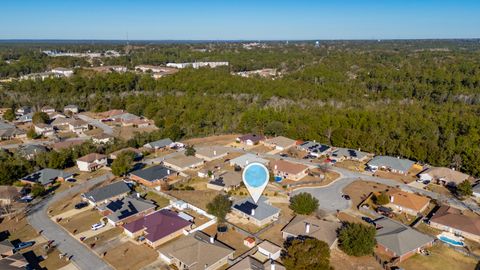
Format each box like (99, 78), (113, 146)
(242, 162), (269, 203)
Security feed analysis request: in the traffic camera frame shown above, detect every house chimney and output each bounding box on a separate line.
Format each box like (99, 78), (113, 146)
(246, 160), (249, 165)
(167, 169), (171, 175)
(390, 196), (394, 203)
(213, 150), (217, 156)
(251, 209), (255, 216)
(209, 236), (214, 244)
(305, 223), (310, 234)
(270, 260), (276, 270)
(274, 165), (278, 170)
(211, 174), (215, 180)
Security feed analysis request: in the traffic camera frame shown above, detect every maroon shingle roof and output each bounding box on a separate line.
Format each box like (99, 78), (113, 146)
(123, 209), (191, 243)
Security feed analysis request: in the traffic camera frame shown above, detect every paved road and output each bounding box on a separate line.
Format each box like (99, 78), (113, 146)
(27, 173), (114, 270)
(77, 114), (113, 135)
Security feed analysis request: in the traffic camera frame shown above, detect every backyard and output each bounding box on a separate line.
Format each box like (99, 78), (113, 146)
(103, 241), (159, 270)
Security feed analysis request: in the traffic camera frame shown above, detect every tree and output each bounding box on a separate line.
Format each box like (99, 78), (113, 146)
(283, 238), (332, 270)
(185, 145), (196, 156)
(456, 180), (473, 197)
(3, 109), (15, 122)
(26, 128), (38, 139)
(31, 184), (46, 197)
(32, 112), (49, 124)
(111, 151), (135, 176)
(373, 191), (390, 205)
(289, 192), (319, 215)
(206, 194), (232, 224)
(338, 222), (376, 256)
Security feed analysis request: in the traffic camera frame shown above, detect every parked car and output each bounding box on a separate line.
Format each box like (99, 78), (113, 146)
(74, 202), (88, 209)
(91, 222), (106, 231)
(362, 216), (374, 224)
(13, 241), (35, 252)
(341, 194), (351, 200)
(19, 195), (33, 203)
(279, 153), (288, 157)
(66, 178), (76, 182)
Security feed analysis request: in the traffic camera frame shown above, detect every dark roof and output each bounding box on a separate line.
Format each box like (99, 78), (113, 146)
(232, 197), (280, 221)
(82, 181), (131, 203)
(21, 168), (73, 185)
(130, 165), (176, 182)
(299, 141), (330, 153)
(124, 209), (191, 242)
(98, 196), (155, 223)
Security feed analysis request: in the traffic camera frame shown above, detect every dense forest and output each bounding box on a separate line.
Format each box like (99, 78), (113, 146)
(1, 40), (480, 178)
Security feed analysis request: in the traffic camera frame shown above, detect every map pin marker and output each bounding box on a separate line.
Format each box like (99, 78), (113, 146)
(242, 162), (269, 204)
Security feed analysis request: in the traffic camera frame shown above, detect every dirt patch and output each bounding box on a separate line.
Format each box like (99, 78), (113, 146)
(113, 126), (159, 141)
(330, 248), (382, 270)
(373, 170), (417, 184)
(166, 190), (221, 210)
(103, 241), (158, 270)
(58, 209), (103, 234)
(145, 191), (170, 208)
(343, 180), (391, 208)
(32, 245), (70, 270)
(203, 225), (250, 258)
(334, 160), (367, 172)
(182, 134), (240, 147)
(84, 227), (123, 247)
(258, 203), (294, 246)
(0, 214), (38, 242)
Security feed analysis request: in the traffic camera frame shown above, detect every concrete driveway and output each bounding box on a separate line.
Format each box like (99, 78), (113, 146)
(27, 173), (114, 270)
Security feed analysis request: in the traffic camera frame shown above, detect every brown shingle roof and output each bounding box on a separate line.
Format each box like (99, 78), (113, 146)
(422, 167), (470, 185)
(77, 153), (106, 163)
(430, 206), (480, 237)
(387, 190), (430, 212)
(281, 215), (341, 247)
(271, 159), (308, 175)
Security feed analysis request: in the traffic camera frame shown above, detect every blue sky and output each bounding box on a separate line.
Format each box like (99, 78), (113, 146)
(1, 0), (479, 40)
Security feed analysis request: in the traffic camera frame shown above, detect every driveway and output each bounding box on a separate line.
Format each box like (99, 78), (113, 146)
(77, 114), (113, 135)
(27, 173), (114, 270)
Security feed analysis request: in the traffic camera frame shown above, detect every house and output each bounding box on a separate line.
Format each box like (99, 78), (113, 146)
(158, 231), (234, 270)
(429, 205), (480, 242)
(91, 133), (114, 144)
(51, 67), (74, 77)
(207, 171), (242, 191)
(90, 65), (127, 73)
(47, 111), (66, 120)
(271, 159), (309, 181)
(68, 118), (89, 134)
(236, 134), (266, 146)
(228, 256), (285, 270)
(375, 217), (434, 262)
(63, 104), (79, 114)
(15, 106), (31, 116)
(51, 139), (86, 151)
(20, 168), (73, 186)
(386, 190), (430, 216)
(195, 146), (230, 161)
(257, 240), (282, 260)
(418, 167), (471, 187)
(0, 122), (25, 140)
(81, 181), (131, 206)
(0, 186), (21, 205)
(40, 106), (55, 113)
(123, 209), (192, 248)
(330, 148), (369, 162)
(367, 156), (415, 175)
(229, 153), (269, 169)
(51, 117), (71, 129)
(17, 144), (48, 160)
(163, 155), (204, 171)
(34, 123), (55, 136)
(298, 141), (331, 157)
(0, 252), (28, 269)
(281, 215), (341, 249)
(262, 136), (297, 151)
(243, 237), (256, 248)
(129, 165), (178, 188)
(17, 112), (33, 123)
(143, 138), (173, 150)
(0, 239), (14, 257)
(109, 147), (143, 160)
(97, 196), (156, 226)
(231, 197), (280, 227)
(76, 153), (107, 172)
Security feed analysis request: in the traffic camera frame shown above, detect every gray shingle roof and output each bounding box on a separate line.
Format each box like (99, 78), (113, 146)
(367, 156), (415, 172)
(130, 165), (176, 182)
(229, 153), (269, 168)
(82, 181), (131, 203)
(375, 217), (433, 257)
(144, 138), (173, 149)
(21, 168), (73, 185)
(98, 196), (156, 223)
(232, 196), (280, 222)
(332, 148), (368, 160)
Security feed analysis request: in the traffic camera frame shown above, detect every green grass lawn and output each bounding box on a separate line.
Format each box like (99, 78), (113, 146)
(399, 243), (478, 270)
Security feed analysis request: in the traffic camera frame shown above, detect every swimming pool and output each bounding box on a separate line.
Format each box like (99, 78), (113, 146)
(243, 163), (269, 188)
(438, 234), (464, 247)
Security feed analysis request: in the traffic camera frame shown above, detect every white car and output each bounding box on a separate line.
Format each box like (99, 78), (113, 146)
(91, 222), (105, 231)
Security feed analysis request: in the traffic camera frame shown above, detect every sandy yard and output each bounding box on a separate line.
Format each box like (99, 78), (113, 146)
(373, 170), (417, 184)
(330, 248), (382, 270)
(0, 213), (38, 242)
(203, 225), (251, 257)
(342, 180), (391, 208)
(58, 209), (104, 235)
(334, 159), (368, 172)
(113, 125), (158, 140)
(258, 203), (294, 246)
(103, 241), (158, 270)
(166, 190), (221, 210)
(182, 134), (240, 147)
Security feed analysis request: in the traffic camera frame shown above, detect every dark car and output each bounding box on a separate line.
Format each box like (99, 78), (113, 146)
(74, 202), (89, 209)
(279, 153), (288, 157)
(13, 241), (35, 253)
(362, 216), (374, 224)
(341, 194), (351, 200)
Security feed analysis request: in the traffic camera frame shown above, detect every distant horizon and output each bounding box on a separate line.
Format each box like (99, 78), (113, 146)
(2, 1), (480, 40)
